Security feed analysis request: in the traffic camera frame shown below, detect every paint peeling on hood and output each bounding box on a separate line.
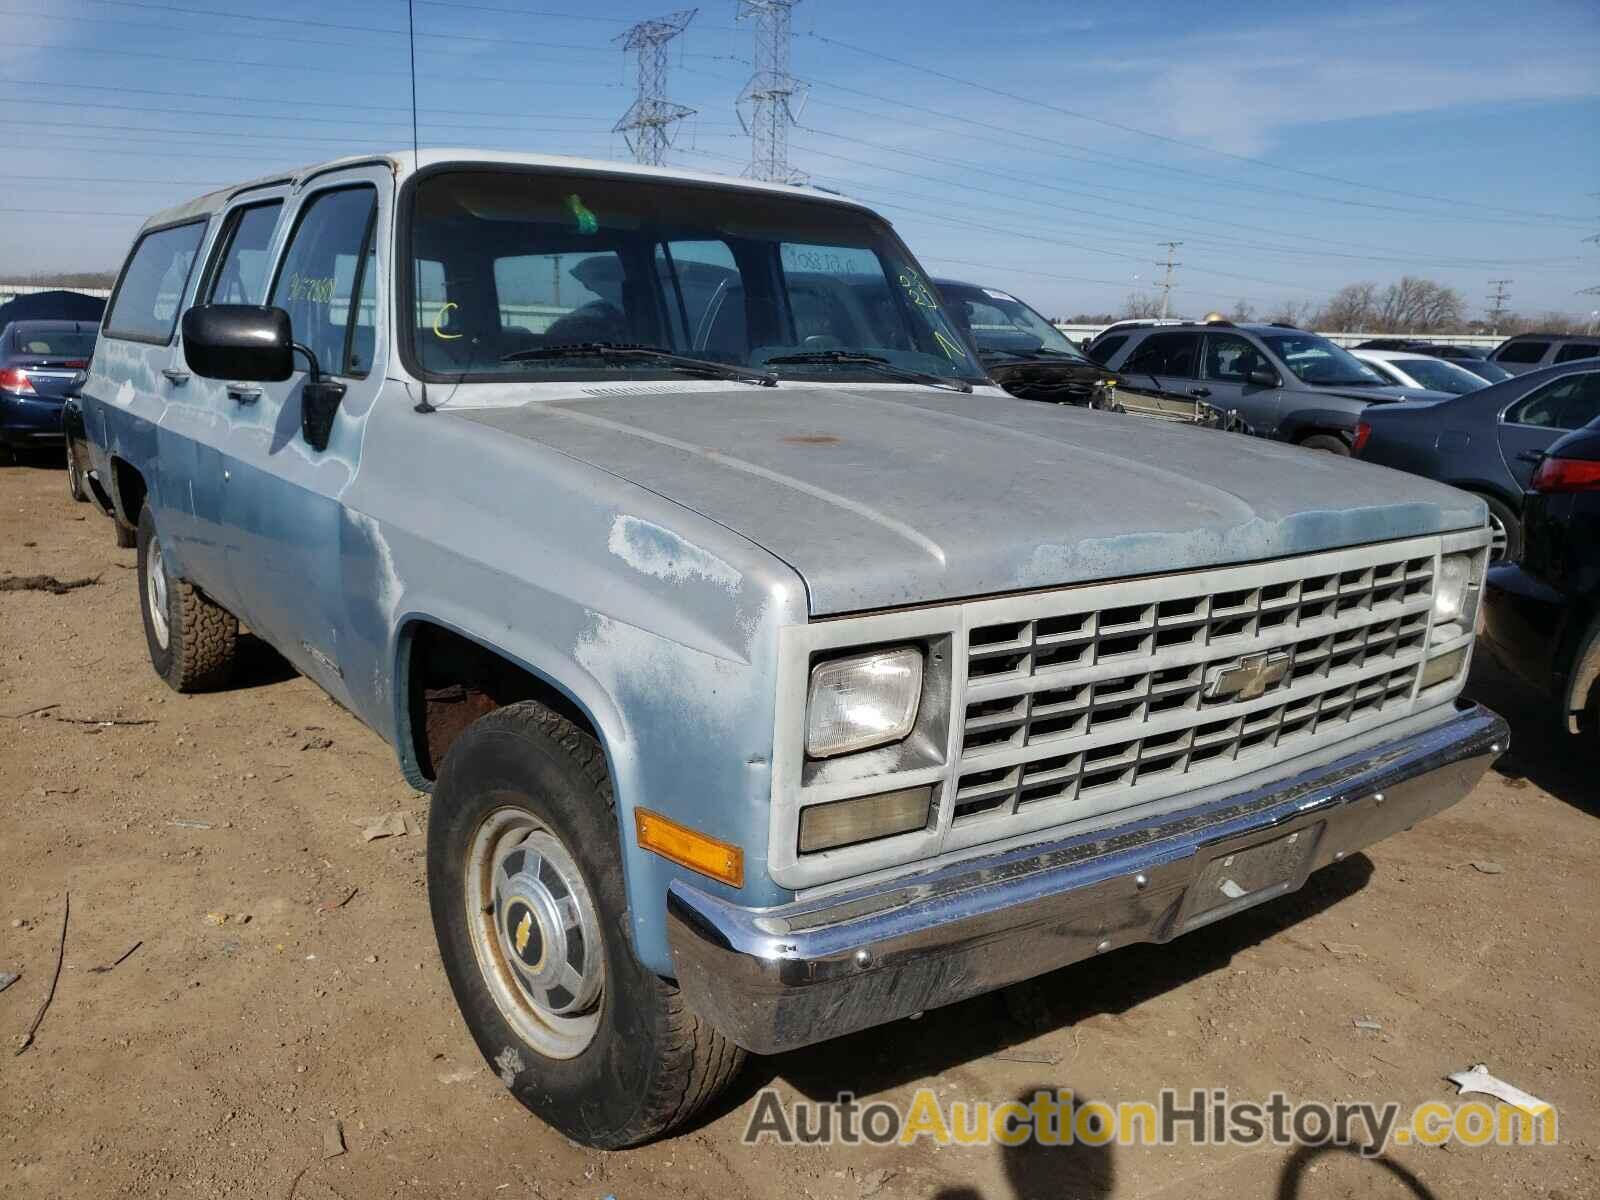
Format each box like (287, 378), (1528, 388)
(453, 386), (1486, 616)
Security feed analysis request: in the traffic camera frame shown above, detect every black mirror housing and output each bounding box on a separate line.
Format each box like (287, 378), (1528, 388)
(182, 304), (293, 382)
(1247, 367), (1280, 388)
(301, 379), (347, 451)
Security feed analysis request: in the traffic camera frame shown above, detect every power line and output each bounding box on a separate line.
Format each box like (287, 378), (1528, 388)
(1155, 243), (1183, 318)
(613, 10), (697, 166)
(737, 0), (806, 183)
(797, 30), (1592, 226)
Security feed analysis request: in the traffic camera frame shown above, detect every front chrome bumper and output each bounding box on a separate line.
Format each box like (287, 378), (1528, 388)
(667, 701), (1507, 1054)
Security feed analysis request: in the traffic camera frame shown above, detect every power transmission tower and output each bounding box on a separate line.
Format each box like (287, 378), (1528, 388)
(612, 9), (697, 167)
(736, 0), (807, 184)
(1155, 242), (1182, 319)
(1486, 279), (1512, 334)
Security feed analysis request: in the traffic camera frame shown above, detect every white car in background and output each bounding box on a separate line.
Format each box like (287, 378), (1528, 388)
(1352, 349), (1487, 396)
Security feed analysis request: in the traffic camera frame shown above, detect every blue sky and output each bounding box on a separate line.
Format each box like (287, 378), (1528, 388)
(2, 0), (1597, 320)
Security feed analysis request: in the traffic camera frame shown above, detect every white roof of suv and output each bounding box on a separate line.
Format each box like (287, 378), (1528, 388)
(140, 149), (867, 231)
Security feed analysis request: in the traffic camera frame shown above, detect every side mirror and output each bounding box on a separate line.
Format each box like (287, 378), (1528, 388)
(181, 304), (293, 382)
(1247, 367), (1280, 388)
(301, 378), (347, 452)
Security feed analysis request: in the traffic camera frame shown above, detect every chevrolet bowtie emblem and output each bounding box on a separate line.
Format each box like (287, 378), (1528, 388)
(1203, 650), (1291, 703)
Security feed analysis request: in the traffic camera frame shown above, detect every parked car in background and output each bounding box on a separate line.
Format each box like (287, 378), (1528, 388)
(0, 319), (97, 462)
(1482, 415), (1600, 744)
(1353, 338), (1490, 362)
(1093, 321), (1448, 453)
(1437, 356), (1514, 385)
(78, 149), (1504, 1149)
(1352, 349), (1488, 395)
(936, 278), (1119, 406)
(1489, 333), (1600, 375)
(1081, 317), (1188, 365)
(1354, 361), (1600, 562)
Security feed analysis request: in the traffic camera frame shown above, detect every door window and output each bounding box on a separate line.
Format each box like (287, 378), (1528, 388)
(269, 186), (378, 378)
(1125, 332), (1200, 377)
(1505, 372), (1600, 430)
(1495, 340), (1549, 364)
(1202, 333), (1267, 382)
(1553, 342), (1600, 364)
(104, 220), (207, 344)
(204, 202), (282, 304)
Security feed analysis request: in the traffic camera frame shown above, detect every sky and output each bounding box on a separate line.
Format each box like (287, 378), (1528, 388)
(2, 0), (1597, 322)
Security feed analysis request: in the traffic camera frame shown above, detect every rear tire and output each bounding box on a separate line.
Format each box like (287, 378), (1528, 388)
(135, 502), (238, 692)
(65, 443), (88, 503)
(428, 701), (745, 1149)
(1480, 494), (1522, 564)
(1300, 433), (1350, 456)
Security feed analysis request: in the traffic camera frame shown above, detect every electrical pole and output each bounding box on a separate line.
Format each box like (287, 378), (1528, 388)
(1155, 242), (1182, 319)
(612, 9), (697, 167)
(736, 0), (807, 184)
(1486, 279), (1512, 334)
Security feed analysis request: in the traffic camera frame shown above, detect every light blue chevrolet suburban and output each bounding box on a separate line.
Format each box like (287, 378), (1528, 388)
(77, 150), (1507, 1148)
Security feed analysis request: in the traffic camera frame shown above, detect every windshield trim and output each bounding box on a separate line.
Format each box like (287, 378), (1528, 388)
(395, 160), (988, 388)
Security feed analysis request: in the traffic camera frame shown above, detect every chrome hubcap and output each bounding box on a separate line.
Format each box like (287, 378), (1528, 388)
(146, 535), (170, 649)
(1488, 513), (1509, 563)
(466, 807), (603, 1060)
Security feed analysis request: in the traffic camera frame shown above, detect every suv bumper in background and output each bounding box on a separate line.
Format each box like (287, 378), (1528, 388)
(667, 701), (1506, 1054)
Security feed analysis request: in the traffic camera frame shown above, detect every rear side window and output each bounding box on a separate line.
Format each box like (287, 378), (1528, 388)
(204, 201), (282, 304)
(1554, 342), (1600, 364)
(1505, 372), (1600, 430)
(269, 186), (378, 378)
(1496, 340), (1549, 364)
(1085, 333), (1126, 364)
(104, 221), (207, 344)
(1125, 331), (1200, 377)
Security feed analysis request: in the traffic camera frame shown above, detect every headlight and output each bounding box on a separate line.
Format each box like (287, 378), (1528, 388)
(1433, 553), (1472, 623)
(804, 646), (923, 758)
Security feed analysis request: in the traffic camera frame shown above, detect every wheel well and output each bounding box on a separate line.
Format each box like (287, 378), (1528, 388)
(1297, 428), (1351, 446)
(404, 622), (600, 782)
(109, 457), (147, 526)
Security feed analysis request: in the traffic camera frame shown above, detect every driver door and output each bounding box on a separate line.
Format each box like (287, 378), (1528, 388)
(1498, 370), (1600, 488)
(213, 166), (392, 707)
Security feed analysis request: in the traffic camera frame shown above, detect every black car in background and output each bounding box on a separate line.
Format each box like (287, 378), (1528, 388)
(1482, 416), (1600, 744)
(1354, 361), (1600, 562)
(935, 279), (1119, 406)
(0, 319), (97, 462)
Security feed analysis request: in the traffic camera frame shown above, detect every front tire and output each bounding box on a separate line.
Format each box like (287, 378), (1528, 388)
(428, 701), (744, 1149)
(135, 502), (238, 691)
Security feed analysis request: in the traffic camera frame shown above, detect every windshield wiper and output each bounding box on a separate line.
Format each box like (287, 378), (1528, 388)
(764, 350), (974, 393)
(979, 347), (1089, 365)
(501, 341), (777, 387)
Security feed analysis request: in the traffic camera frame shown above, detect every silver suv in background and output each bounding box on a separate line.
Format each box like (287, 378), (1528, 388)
(1489, 333), (1600, 375)
(1090, 320), (1448, 454)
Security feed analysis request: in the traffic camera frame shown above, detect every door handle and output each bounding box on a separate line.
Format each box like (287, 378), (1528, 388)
(227, 386), (262, 405)
(162, 367), (191, 386)
(1188, 387), (1212, 398)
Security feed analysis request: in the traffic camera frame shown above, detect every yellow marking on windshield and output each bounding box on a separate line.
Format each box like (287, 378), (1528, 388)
(432, 301), (462, 339)
(933, 329), (967, 362)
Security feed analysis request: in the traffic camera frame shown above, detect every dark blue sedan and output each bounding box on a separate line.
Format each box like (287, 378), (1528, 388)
(1353, 360), (1600, 563)
(0, 319), (98, 460)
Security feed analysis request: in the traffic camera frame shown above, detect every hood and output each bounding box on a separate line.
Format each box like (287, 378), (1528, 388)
(454, 384), (1485, 615)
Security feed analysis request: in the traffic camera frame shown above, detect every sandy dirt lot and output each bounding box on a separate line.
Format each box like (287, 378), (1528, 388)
(2, 454), (1597, 1200)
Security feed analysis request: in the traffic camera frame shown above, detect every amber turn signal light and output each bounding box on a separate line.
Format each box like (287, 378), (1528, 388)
(635, 808), (744, 888)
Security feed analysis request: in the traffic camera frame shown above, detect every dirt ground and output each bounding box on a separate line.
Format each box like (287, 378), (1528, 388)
(1, 453), (1597, 1200)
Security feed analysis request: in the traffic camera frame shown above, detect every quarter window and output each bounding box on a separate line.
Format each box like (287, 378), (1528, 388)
(1125, 331), (1200, 377)
(1505, 372), (1600, 430)
(1086, 333), (1127, 364)
(269, 186), (378, 378)
(104, 221), (207, 344)
(204, 202), (282, 305)
(1495, 340), (1549, 364)
(1553, 342), (1600, 364)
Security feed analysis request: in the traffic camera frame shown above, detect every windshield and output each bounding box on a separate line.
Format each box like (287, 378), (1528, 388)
(1392, 357), (1483, 395)
(11, 325), (97, 357)
(939, 284), (1089, 362)
(406, 169), (984, 386)
(1260, 333), (1387, 387)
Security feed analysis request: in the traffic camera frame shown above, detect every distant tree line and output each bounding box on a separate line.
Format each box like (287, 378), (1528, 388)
(1053, 276), (1592, 335)
(5, 270), (119, 290)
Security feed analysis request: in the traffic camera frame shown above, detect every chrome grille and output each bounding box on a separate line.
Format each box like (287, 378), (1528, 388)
(955, 551), (1436, 825)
